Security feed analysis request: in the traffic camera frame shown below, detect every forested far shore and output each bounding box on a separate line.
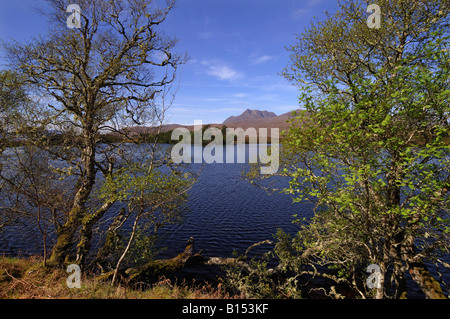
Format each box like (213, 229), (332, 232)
(1, 124), (282, 147)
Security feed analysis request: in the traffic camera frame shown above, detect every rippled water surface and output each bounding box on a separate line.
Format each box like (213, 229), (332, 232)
(0, 145), (309, 259)
(156, 161), (310, 259)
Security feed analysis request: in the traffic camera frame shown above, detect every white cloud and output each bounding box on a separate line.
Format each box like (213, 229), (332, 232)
(202, 61), (244, 81)
(292, 8), (309, 18)
(232, 93), (250, 98)
(251, 55), (276, 65)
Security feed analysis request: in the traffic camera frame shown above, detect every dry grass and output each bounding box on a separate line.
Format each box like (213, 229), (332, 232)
(0, 256), (237, 299)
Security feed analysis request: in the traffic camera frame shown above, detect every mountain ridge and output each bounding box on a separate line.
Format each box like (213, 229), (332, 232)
(223, 109), (277, 125)
(124, 109), (303, 137)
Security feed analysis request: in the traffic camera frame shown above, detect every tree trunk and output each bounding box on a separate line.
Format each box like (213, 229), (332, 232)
(112, 213), (141, 285)
(48, 206), (83, 265)
(96, 207), (127, 264)
(49, 128), (97, 265)
(392, 255), (408, 299)
(374, 263), (386, 299)
(391, 232), (408, 299)
(76, 201), (114, 266)
(103, 238), (273, 284)
(407, 262), (446, 299)
(403, 235), (446, 299)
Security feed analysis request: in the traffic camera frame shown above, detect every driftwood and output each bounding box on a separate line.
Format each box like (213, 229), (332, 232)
(105, 237), (276, 283)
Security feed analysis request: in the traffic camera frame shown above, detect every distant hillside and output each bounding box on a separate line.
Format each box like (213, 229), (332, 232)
(223, 109), (277, 125)
(222, 109), (303, 132)
(120, 109), (304, 140)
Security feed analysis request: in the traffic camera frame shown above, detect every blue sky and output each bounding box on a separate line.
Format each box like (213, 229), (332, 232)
(0, 0), (339, 125)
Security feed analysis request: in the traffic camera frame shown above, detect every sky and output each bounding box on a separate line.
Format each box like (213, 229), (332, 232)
(0, 0), (340, 125)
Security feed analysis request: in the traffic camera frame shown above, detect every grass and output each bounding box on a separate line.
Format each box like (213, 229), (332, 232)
(0, 256), (237, 299)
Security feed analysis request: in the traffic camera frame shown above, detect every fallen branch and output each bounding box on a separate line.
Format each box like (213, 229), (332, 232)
(104, 237), (276, 283)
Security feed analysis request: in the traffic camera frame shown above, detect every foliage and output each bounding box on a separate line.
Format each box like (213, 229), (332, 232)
(93, 144), (195, 282)
(248, 0), (450, 299)
(0, 70), (29, 230)
(0, 0), (191, 271)
(222, 251), (302, 299)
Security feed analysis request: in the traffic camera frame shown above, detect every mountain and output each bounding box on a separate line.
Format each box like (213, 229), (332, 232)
(221, 109), (303, 132)
(223, 109), (277, 125)
(123, 109), (304, 138)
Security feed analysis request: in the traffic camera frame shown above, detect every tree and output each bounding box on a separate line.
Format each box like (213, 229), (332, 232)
(2, 0), (188, 266)
(0, 146), (74, 266)
(104, 158), (193, 284)
(0, 70), (30, 231)
(251, 0), (449, 298)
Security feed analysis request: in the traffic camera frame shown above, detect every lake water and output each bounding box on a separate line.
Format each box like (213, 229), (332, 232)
(153, 147), (309, 260)
(0, 145), (308, 260)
